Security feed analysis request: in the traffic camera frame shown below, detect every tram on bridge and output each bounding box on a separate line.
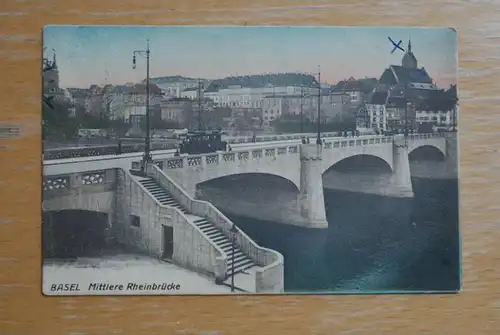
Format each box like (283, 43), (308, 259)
(178, 130), (227, 155)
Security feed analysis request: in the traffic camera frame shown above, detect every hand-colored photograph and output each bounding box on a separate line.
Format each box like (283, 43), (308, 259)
(42, 25), (460, 295)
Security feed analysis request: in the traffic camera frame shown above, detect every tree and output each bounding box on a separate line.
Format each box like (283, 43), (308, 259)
(78, 113), (109, 129)
(203, 107), (231, 130)
(42, 98), (76, 140)
(108, 118), (130, 137)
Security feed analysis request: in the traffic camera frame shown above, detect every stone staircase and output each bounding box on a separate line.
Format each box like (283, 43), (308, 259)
(138, 176), (257, 277)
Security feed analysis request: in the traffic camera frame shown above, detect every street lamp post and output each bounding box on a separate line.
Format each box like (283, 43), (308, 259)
(300, 87), (304, 133)
(316, 66), (322, 145)
(229, 223), (238, 292)
(197, 79), (203, 131)
(403, 79), (409, 145)
(132, 39), (152, 174)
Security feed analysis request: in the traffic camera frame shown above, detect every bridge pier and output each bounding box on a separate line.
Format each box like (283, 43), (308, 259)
(392, 136), (414, 198)
(298, 144), (328, 229)
(445, 132), (459, 178)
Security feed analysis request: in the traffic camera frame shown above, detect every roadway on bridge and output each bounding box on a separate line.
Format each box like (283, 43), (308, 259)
(43, 134), (383, 165)
(42, 134), (390, 177)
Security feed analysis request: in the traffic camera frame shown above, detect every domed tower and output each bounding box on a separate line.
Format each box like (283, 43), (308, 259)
(401, 40), (418, 69)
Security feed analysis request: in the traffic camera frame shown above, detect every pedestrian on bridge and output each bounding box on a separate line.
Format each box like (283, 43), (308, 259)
(116, 139), (122, 155)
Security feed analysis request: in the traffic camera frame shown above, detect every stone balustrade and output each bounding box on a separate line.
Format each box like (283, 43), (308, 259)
(158, 132), (445, 171)
(160, 144), (298, 171)
(43, 170), (114, 194)
(224, 131), (341, 144)
(42, 170), (116, 213)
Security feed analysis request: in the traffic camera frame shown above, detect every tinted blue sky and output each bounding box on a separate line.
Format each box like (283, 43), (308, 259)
(43, 26), (457, 89)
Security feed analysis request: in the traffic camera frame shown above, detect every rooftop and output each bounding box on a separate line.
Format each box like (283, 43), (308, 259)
(66, 87), (89, 99)
(149, 76), (200, 84)
(205, 73), (319, 92)
(369, 91), (388, 105)
(162, 97), (192, 103)
(332, 77), (378, 94)
(124, 83), (163, 95)
(379, 65), (433, 86)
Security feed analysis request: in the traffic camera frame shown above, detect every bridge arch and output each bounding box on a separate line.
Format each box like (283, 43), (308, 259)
(409, 144), (446, 161)
(196, 172), (300, 193)
(165, 152), (302, 197)
(323, 154), (393, 174)
(322, 146), (394, 175)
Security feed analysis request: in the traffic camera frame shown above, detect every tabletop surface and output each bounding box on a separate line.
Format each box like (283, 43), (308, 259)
(0, 0), (499, 334)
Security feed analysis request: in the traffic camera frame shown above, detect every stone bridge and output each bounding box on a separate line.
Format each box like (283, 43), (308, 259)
(152, 133), (454, 228)
(43, 133), (456, 230)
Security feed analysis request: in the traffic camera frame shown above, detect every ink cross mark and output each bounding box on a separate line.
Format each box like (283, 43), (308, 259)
(388, 37), (404, 54)
(43, 95), (54, 109)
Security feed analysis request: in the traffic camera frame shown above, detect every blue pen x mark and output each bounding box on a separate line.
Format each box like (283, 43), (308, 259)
(388, 37), (405, 54)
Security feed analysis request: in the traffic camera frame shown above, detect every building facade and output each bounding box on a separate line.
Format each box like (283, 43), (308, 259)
(121, 83), (163, 128)
(180, 87), (200, 100)
(202, 73), (320, 110)
(160, 98), (192, 126)
(150, 76), (202, 97)
(261, 91), (350, 126)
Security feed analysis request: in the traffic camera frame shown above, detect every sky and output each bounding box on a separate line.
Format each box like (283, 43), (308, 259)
(43, 26), (458, 89)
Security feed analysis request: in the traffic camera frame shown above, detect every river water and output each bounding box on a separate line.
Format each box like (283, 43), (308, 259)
(197, 160), (460, 293)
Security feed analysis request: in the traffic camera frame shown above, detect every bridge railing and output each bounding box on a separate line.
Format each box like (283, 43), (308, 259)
(161, 143), (300, 171)
(131, 168), (228, 281)
(43, 131), (344, 160)
(224, 131), (342, 144)
(44, 142), (177, 160)
(148, 164), (284, 292)
(322, 135), (394, 150)
(43, 132), (445, 164)
(407, 132), (446, 140)
(160, 135), (400, 170)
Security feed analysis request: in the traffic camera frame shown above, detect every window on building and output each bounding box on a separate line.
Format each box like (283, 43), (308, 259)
(130, 215), (140, 228)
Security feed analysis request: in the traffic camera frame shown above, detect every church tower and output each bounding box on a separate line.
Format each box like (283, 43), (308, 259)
(401, 39), (418, 69)
(43, 49), (60, 94)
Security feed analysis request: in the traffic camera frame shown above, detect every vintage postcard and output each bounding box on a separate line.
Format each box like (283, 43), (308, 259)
(42, 25), (460, 295)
